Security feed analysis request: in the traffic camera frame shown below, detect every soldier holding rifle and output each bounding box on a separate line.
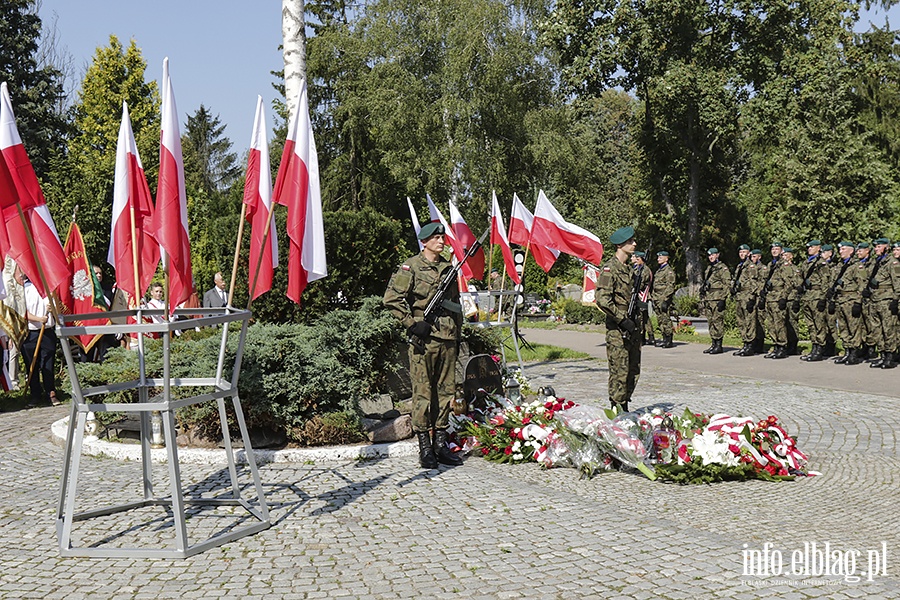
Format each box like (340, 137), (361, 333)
(701, 248), (730, 355)
(799, 240), (829, 362)
(383, 222), (465, 469)
(596, 226), (641, 412)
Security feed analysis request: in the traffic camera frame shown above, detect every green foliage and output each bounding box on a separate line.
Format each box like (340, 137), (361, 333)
(674, 294), (700, 317)
(292, 411), (367, 446)
(655, 461), (793, 484)
(0, 0), (67, 178)
(552, 298), (604, 325)
(74, 298), (402, 443)
(182, 104), (241, 196)
(45, 36), (159, 264)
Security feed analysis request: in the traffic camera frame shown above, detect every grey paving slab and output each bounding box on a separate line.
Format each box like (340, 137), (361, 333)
(0, 328), (898, 598)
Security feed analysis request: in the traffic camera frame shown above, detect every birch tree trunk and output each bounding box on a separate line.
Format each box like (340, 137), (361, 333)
(282, 0), (306, 115)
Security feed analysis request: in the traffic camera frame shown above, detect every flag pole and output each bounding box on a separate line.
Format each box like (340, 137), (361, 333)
(227, 204), (248, 307)
(13, 204), (61, 320)
(246, 205), (275, 311)
(25, 324), (45, 387)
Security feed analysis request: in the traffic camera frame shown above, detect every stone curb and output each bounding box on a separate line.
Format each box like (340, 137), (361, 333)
(50, 417), (418, 465)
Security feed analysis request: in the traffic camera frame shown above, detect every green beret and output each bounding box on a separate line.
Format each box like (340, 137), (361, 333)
(738, 244), (750, 250)
(893, 241), (900, 248)
(807, 239), (822, 247)
(418, 222), (445, 240)
(633, 251), (646, 258)
(609, 226), (635, 245)
(857, 241), (870, 249)
(873, 237), (890, 245)
(770, 241), (782, 248)
(750, 249), (762, 255)
(821, 244), (833, 251)
(838, 241), (854, 248)
(783, 247), (794, 254)
(707, 247), (719, 255)
(656, 251), (669, 257)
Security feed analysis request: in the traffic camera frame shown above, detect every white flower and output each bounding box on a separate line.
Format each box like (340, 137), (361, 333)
(513, 453), (524, 460)
(690, 429), (739, 466)
(512, 441), (521, 452)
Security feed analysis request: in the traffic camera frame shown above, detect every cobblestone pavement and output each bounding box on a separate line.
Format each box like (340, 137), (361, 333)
(1, 329), (899, 599)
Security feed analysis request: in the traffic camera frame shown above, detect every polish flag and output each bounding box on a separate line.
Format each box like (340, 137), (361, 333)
(273, 79), (327, 304)
(507, 193), (558, 273)
(532, 190), (603, 266)
(0, 82), (69, 297)
(109, 101), (160, 299)
(152, 59), (193, 313)
(448, 199), (485, 280)
(426, 194), (474, 281)
(490, 191), (520, 285)
(243, 96), (279, 300)
(407, 196), (423, 251)
(582, 264), (599, 304)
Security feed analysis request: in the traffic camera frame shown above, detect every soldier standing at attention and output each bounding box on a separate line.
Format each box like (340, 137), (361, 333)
(652, 251), (676, 348)
(731, 244), (753, 356)
(737, 249), (764, 356)
(855, 242), (878, 361)
(596, 226), (640, 412)
(701, 248), (730, 355)
(865, 238), (898, 368)
(383, 222), (464, 469)
(889, 242), (900, 364)
(764, 248), (798, 359)
(832, 241), (863, 364)
(781, 248), (803, 356)
(819, 244), (838, 357)
(757, 242), (783, 354)
(800, 240), (829, 361)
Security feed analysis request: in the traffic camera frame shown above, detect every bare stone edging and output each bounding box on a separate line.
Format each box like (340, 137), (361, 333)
(50, 417), (417, 465)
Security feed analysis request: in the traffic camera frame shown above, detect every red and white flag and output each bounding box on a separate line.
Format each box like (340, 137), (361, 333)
(0, 82), (68, 298)
(243, 96), (279, 300)
(426, 194), (474, 281)
(407, 196), (423, 251)
(508, 193), (558, 273)
(448, 198), (485, 280)
(490, 191), (520, 285)
(60, 221), (110, 351)
(273, 79), (327, 304)
(109, 101), (159, 300)
(582, 264), (599, 305)
(532, 190), (604, 266)
(152, 59), (193, 313)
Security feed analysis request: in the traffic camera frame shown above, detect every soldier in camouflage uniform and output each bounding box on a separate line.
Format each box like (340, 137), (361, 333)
(819, 244), (838, 357)
(652, 251), (676, 348)
(383, 222), (464, 469)
(890, 242), (900, 362)
(701, 248), (730, 355)
(832, 241), (864, 364)
(596, 226), (641, 412)
(756, 243), (783, 354)
(731, 245), (754, 356)
(737, 249), (764, 356)
(799, 240), (830, 361)
(764, 248), (801, 359)
(864, 238), (899, 368)
(782, 248), (803, 356)
(855, 242), (878, 362)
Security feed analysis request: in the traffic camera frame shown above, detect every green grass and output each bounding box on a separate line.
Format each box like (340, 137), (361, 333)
(501, 339), (590, 362)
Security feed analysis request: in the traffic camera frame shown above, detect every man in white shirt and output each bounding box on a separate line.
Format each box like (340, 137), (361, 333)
(21, 273), (58, 407)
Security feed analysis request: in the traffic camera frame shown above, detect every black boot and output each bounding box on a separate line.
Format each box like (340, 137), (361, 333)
(764, 346), (778, 359)
(647, 331), (656, 346)
(660, 334), (674, 349)
(845, 348), (863, 365)
(417, 431), (438, 469)
(733, 343), (748, 356)
(881, 352), (897, 369)
(822, 338), (837, 357)
(703, 342), (715, 354)
(807, 345), (825, 362)
(801, 344), (818, 361)
(709, 339), (724, 355)
(433, 429), (463, 466)
(772, 345), (788, 359)
(834, 348), (850, 364)
(870, 352), (886, 368)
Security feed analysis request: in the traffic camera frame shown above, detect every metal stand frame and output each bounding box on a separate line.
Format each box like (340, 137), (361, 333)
(55, 307), (270, 558)
(466, 289), (524, 372)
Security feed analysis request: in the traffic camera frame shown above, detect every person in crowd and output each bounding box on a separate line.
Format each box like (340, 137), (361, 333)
(701, 248), (730, 355)
(652, 251), (676, 348)
(21, 270), (59, 407)
(202, 272), (228, 308)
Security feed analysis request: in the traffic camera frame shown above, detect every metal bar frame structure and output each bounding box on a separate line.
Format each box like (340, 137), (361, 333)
(465, 289), (524, 373)
(54, 306), (270, 558)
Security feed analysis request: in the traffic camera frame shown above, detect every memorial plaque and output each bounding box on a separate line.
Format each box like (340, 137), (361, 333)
(463, 353), (504, 400)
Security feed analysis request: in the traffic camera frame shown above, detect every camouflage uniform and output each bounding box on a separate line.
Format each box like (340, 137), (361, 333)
(638, 263), (653, 344)
(833, 255), (863, 363)
(596, 255), (641, 410)
(783, 258), (803, 355)
(800, 253), (830, 359)
(732, 257), (757, 352)
(383, 252), (462, 433)
(702, 259), (730, 344)
(652, 261), (676, 341)
(765, 257), (798, 354)
(866, 248), (900, 367)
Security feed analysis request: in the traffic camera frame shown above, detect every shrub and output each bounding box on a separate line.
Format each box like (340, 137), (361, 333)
(553, 298), (604, 325)
(674, 294), (700, 317)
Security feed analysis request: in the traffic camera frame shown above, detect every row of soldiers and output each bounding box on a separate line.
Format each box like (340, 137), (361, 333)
(689, 239), (900, 367)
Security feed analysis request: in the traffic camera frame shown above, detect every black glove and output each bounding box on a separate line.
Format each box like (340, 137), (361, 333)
(851, 302), (862, 318)
(746, 299), (756, 312)
(716, 299), (726, 312)
(869, 278), (879, 289)
(408, 321), (432, 339)
(890, 299), (899, 315)
(792, 300), (801, 312)
(827, 301), (836, 315)
(796, 285), (806, 295)
(816, 299), (827, 312)
(657, 301), (669, 313)
(618, 318), (636, 334)
(861, 287), (872, 299)
(765, 280), (774, 290)
(778, 298), (787, 310)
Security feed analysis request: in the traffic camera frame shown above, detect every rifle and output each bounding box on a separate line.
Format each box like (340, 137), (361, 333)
(797, 255), (820, 295)
(825, 258), (853, 312)
(624, 242), (652, 340)
(860, 254), (886, 301)
(758, 259), (779, 309)
(409, 227), (490, 353)
(730, 261), (746, 297)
